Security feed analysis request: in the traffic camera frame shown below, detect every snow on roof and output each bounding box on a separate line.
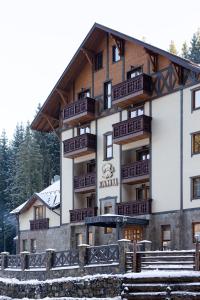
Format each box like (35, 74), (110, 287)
(35, 179), (60, 208)
(10, 180), (60, 214)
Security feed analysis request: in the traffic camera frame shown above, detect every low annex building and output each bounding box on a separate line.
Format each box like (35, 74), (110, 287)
(13, 23), (200, 251)
(11, 179), (65, 253)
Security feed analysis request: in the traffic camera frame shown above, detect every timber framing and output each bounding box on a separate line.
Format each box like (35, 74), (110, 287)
(31, 23), (200, 132)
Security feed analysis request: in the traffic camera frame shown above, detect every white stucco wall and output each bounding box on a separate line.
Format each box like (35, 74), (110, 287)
(151, 91), (181, 212)
(19, 199), (60, 231)
(61, 129), (73, 223)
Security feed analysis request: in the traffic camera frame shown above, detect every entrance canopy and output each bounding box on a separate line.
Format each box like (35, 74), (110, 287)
(85, 214), (149, 228)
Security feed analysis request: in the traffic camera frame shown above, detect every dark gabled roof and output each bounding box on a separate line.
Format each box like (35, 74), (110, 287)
(31, 23), (200, 132)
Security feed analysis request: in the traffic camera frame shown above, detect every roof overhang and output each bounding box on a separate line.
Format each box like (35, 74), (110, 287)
(85, 215), (149, 227)
(31, 23), (200, 132)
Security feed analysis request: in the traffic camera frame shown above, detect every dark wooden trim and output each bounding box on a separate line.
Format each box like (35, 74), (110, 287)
(190, 175), (200, 201)
(106, 33), (109, 80)
(103, 131), (113, 160)
(116, 199), (152, 216)
(191, 87), (200, 112)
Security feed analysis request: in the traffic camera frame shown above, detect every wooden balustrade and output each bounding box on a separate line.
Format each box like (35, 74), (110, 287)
(74, 173), (96, 192)
(112, 73), (152, 107)
(63, 133), (96, 158)
(70, 207), (98, 223)
(113, 115), (151, 144)
(117, 199), (152, 216)
(63, 97), (96, 125)
(122, 159), (150, 184)
(30, 218), (49, 231)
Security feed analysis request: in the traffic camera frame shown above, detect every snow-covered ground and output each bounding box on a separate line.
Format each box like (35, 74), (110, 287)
(0, 297), (120, 300)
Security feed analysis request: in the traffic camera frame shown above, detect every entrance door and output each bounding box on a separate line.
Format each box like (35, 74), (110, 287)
(123, 226), (143, 242)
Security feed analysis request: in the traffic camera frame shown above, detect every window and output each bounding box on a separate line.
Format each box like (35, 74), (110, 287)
(31, 239), (36, 253)
(22, 239), (28, 251)
(104, 133), (113, 159)
(191, 176), (200, 199)
(87, 160), (96, 173)
(127, 67), (142, 79)
(112, 45), (120, 62)
(128, 105), (144, 118)
(104, 81), (112, 109)
(94, 51), (103, 71)
(78, 124), (90, 135)
(161, 225), (171, 250)
(89, 232), (93, 245)
(76, 233), (83, 247)
(87, 194), (95, 208)
(136, 148), (150, 161)
(34, 206), (45, 220)
(78, 89), (90, 100)
(192, 132), (200, 155)
(192, 223), (200, 242)
(192, 89), (200, 110)
(123, 226), (143, 242)
(136, 185), (150, 201)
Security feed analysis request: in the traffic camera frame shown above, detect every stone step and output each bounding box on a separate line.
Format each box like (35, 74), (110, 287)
(122, 291), (200, 300)
(141, 255), (194, 260)
(141, 265), (194, 271)
(123, 275), (200, 284)
(142, 260), (194, 265)
(123, 282), (200, 293)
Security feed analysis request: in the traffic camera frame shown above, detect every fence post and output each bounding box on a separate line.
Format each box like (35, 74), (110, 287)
(46, 249), (55, 271)
(195, 240), (200, 271)
(1, 252), (9, 270)
(133, 241), (141, 273)
(78, 244), (89, 273)
(118, 239), (130, 273)
(20, 251), (29, 271)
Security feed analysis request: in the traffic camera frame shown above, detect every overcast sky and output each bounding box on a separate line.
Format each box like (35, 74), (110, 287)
(0, 0), (200, 139)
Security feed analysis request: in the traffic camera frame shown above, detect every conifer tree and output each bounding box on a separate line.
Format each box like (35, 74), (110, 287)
(181, 41), (189, 59)
(168, 40), (178, 55)
(189, 29), (200, 63)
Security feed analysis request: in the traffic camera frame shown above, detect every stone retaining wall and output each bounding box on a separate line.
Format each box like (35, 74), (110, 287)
(0, 275), (123, 299)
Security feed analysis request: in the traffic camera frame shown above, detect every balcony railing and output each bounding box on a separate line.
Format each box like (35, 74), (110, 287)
(116, 199), (152, 216)
(63, 97), (96, 125)
(122, 159), (150, 184)
(113, 115), (151, 144)
(70, 207), (98, 223)
(30, 218), (49, 231)
(63, 133), (96, 159)
(112, 73), (152, 107)
(74, 173), (96, 192)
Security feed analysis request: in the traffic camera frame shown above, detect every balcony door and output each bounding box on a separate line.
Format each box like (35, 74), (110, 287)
(123, 225), (143, 243)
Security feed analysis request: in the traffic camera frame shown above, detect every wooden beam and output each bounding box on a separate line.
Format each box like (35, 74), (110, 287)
(173, 63), (185, 85)
(81, 47), (95, 66)
(145, 49), (158, 72)
(41, 113), (60, 140)
(110, 34), (125, 56)
(56, 88), (69, 106)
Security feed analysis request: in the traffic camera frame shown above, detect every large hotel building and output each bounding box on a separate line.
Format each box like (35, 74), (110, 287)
(13, 24), (200, 252)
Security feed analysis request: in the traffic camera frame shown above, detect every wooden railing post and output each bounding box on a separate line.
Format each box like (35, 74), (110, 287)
(1, 252), (9, 270)
(46, 249), (55, 271)
(118, 239), (130, 273)
(195, 239), (200, 271)
(133, 242), (141, 273)
(20, 251), (29, 271)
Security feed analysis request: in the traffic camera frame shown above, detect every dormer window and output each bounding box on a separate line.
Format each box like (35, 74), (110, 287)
(78, 89), (90, 100)
(34, 205), (45, 220)
(127, 66), (142, 79)
(112, 45), (120, 62)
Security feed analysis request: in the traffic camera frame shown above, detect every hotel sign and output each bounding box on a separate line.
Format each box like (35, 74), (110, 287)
(99, 163), (119, 188)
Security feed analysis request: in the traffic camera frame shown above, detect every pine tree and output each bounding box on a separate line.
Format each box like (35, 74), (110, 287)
(181, 41), (189, 59)
(188, 29), (200, 63)
(10, 124), (43, 208)
(168, 40), (178, 55)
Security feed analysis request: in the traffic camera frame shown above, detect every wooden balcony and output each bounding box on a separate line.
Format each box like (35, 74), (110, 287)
(74, 173), (96, 193)
(116, 199), (152, 216)
(113, 115), (151, 145)
(112, 73), (152, 108)
(70, 207), (98, 223)
(30, 218), (49, 231)
(63, 133), (96, 159)
(63, 97), (96, 126)
(122, 159), (150, 184)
